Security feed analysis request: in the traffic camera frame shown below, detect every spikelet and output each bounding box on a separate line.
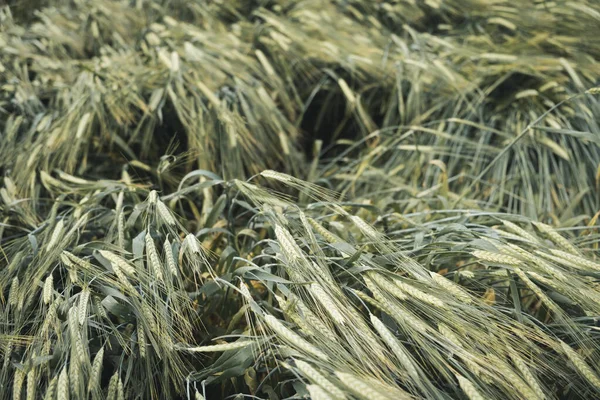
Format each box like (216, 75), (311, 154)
(495, 228), (532, 242)
(99, 250), (136, 276)
(140, 302), (158, 334)
(291, 295), (336, 341)
(79, 288), (90, 325)
(61, 251), (94, 271)
(456, 374), (485, 400)
(439, 324), (489, 381)
(295, 360), (347, 400)
(2, 341), (12, 371)
(148, 190), (158, 206)
(510, 352), (545, 399)
(370, 314), (419, 381)
(587, 86), (600, 94)
(260, 170), (339, 202)
(13, 368), (25, 400)
(46, 219), (64, 251)
(26, 368), (36, 400)
(430, 272), (472, 303)
(137, 325), (147, 358)
(549, 249), (600, 272)
(107, 373), (119, 400)
(263, 315), (328, 360)
(560, 341), (600, 389)
(117, 377), (125, 400)
(9, 276), (19, 306)
(88, 347), (104, 394)
(163, 238), (178, 276)
(43, 275), (54, 304)
(533, 222), (579, 254)
(459, 270), (475, 279)
(157, 200), (176, 225)
(41, 301), (58, 335)
(69, 358), (80, 399)
(115, 190), (124, 213)
(500, 220), (538, 242)
(497, 362), (540, 399)
(117, 212), (125, 248)
(306, 385), (335, 400)
(274, 224), (303, 261)
(114, 266), (138, 297)
(349, 215), (379, 240)
(367, 272), (407, 300)
(353, 289), (386, 311)
(309, 283), (345, 325)
(393, 279), (446, 309)
(275, 293), (313, 335)
(42, 340), (52, 358)
(503, 244), (567, 280)
(57, 367), (69, 400)
(472, 250), (520, 265)
(68, 306), (86, 364)
(44, 376), (57, 400)
(145, 232), (164, 281)
(239, 281), (253, 302)
(184, 341), (253, 352)
(59, 254), (80, 283)
(307, 217), (339, 244)
(335, 372), (403, 400)
(94, 296), (108, 320)
(261, 170), (292, 182)
(366, 279), (430, 333)
(513, 268), (560, 313)
(184, 233), (201, 254)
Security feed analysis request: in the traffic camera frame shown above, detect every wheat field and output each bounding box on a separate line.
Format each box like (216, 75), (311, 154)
(2, 1), (600, 399)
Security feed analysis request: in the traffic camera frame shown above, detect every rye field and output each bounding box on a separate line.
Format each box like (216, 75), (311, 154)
(2, 0), (600, 399)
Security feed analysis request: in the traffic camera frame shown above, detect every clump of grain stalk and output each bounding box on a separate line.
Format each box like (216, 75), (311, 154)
(2, 0), (600, 398)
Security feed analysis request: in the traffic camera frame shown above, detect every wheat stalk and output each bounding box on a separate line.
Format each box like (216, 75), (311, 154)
(472, 250), (520, 265)
(513, 268), (560, 314)
(367, 273), (407, 300)
(26, 368), (36, 400)
(57, 367), (69, 400)
(370, 314), (420, 382)
(548, 249), (600, 272)
(9, 276), (19, 306)
(393, 279), (446, 308)
(46, 219), (64, 251)
(309, 283), (346, 325)
(532, 222), (579, 254)
(183, 341), (253, 352)
(335, 371), (408, 400)
(509, 351), (545, 399)
(560, 341), (600, 389)
(79, 288), (90, 325)
(88, 347), (104, 395)
(157, 199), (176, 225)
(430, 272), (472, 303)
(456, 374), (485, 400)
(306, 384), (335, 400)
(163, 238), (178, 276)
(44, 376), (57, 400)
(137, 325), (147, 358)
(500, 220), (538, 242)
(145, 231), (164, 281)
(263, 315), (328, 360)
(13, 368), (25, 400)
(294, 360), (347, 400)
(43, 275), (54, 304)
